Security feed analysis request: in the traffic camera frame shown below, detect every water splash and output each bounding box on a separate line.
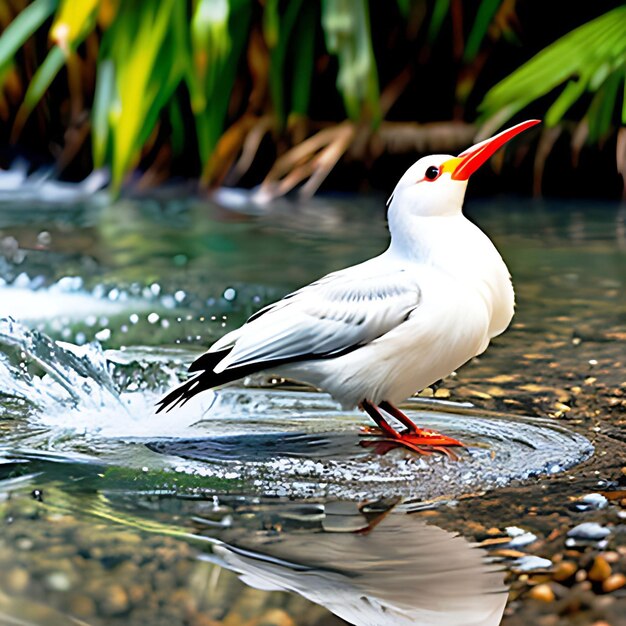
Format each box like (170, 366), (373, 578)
(0, 317), (593, 501)
(0, 317), (210, 439)
(0, 316), (121, 411)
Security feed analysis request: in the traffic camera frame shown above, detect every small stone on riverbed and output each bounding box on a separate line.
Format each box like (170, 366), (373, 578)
(513, 555), (553, 572)
(5, 566), (30, 593)
(45, 571), (72, 592)
(602, 573), (626, 593)
(528, 583), (555, 602)
(588, 556), (612, 582)
(571, 493), (608, 512)
(100, 584), (130, 616)
(553, 561), (578, 582)
(506, 526), (538, 547)
(567, 522), (612, 541)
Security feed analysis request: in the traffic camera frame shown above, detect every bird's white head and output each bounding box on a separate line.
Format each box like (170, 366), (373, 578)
(388, 120), (541, 220)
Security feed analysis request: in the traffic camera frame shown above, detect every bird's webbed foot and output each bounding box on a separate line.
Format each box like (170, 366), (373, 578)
(358, 400), (465, 460)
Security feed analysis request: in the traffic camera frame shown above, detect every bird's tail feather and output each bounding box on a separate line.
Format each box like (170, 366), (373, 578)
(155, 373), (207, 413)
(155, 349), (232, 413)
(156, 348), (286, 413)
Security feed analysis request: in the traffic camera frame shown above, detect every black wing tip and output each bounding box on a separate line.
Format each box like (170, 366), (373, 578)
(156, 349), (233, 413)
(188, 349), (229, 373)
(154, 395), (183, 414)
(155, 375), (203, 414)
(157, 347), (307, 414)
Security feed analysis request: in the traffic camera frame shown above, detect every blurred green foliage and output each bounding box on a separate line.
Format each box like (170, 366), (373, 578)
(0, 1), (624, 192)
(479, 6), (626, 142)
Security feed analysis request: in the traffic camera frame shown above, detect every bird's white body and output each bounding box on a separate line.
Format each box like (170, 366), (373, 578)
(213, 208), (514, 410)
(159, 121), (538, 424)
(210, 509), (508, 626)
(281, 216), (513, 408)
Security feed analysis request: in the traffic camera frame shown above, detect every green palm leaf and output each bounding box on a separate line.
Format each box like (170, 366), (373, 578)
(479, 6), (626, 139)
(0, 0), (58, 74)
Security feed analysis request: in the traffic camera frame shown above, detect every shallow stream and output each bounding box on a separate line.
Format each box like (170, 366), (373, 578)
(0, 191), (624, 625)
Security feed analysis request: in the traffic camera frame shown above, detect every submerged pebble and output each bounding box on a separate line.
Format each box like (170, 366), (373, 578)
(5, 567), (30, 593)
(506, 526), (538, 547)
(602, 573), (626, 593)
(553, 561), (578, 582)
(571, 493), (609, 512)
(99, 584), (131, 616)
(588, 556), (612, 582)
(528, 583), (555, 602)
(567, 522), (612, 541)
(513, 555), (553, 572)
(45, 571), (72, 592)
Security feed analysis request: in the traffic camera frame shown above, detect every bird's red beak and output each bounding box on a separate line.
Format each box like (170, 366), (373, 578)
(444, 120), (541, 181)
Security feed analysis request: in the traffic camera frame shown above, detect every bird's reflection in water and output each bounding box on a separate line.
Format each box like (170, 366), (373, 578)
(198, 501), (508, 626)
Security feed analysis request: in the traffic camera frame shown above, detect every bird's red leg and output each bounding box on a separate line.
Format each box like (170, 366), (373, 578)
(379, 401), (464, 448)
(379, 400), (420, 431)
(359, 400), (438, 456)
(359, 399), (399, 438)
(359, 400), (464, 459)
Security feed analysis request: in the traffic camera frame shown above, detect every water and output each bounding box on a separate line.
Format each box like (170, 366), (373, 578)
(0, 191), (624, 625)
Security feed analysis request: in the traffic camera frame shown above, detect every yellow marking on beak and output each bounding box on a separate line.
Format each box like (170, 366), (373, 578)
(440, 157), (462, 176)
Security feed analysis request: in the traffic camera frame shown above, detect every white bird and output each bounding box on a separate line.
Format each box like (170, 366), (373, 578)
(208, 505), (507, 626)
(158, 119), (540, 456)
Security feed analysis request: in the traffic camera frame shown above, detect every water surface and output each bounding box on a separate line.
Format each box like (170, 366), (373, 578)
(0, 191), (624, 625)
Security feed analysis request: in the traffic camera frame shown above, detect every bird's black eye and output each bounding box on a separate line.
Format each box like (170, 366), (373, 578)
(425, 166), (439, 181)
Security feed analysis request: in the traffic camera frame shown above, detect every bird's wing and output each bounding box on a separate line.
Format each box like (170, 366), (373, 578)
(209, 263), (420, 373)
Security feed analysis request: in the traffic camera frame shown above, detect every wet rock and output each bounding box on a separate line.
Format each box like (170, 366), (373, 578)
(15, 537), (34, 550)
(553, 561), (578, 582)
(602, 573), (626, 593)
(5, 566), (30, 593)
(601, 551), (619, 563)
(505, 526), (538, 548)
(528, 584), (555, 602)
(588, 556), (612, 582)
(513, 555), (552, 572)
(567, 522), (612, 541)
(571, 493), (609, 512)
(44, 571), (72, 592)
(575, 568), (588, 582)
(99, 584), (130, 616)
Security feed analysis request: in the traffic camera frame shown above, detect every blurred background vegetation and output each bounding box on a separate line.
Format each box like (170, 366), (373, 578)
(0, 0), (624, 198)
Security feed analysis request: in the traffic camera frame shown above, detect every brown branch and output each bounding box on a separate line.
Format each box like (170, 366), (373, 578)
(255, 122), (356, 202)
(533, 125), (562, 197)
(225, 114), (273, 185)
